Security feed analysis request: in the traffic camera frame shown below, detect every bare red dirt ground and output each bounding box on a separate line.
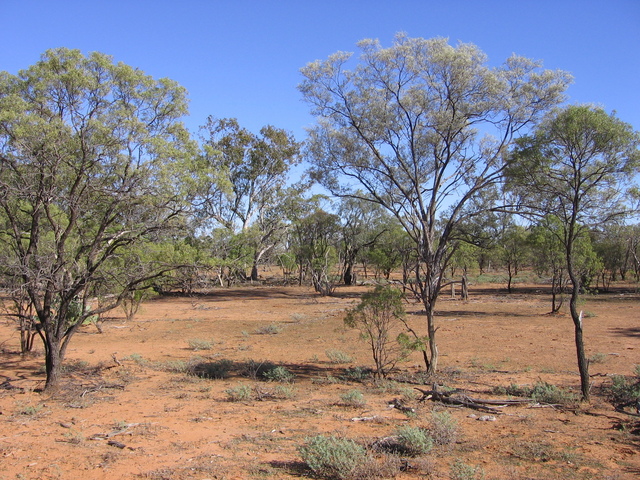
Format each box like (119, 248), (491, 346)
(1, 281), (639, 479)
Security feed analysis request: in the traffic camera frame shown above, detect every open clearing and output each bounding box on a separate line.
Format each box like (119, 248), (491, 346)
(1, 282), (639, 479)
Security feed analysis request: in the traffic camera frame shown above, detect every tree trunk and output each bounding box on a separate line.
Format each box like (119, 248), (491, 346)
(343, 262), (353, 285)
(43, 336), (64, 392)
(569, 286), (590, 400)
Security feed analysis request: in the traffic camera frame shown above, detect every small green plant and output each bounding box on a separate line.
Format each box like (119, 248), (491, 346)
(339, 389), (366, 408)
(274, 385), (296, 399)
(450, 460), (484, 480)
(326, 349), (353, 364)
(224, 384), (253, 402)
(344, 285), (422, 378)
(589, 352), (607, 364)
(160, 360), (191, 374)
(341, 366), (371, 382)
(187, 338), (215, 351)
(243, 359), (277, 380)
(394, 425), (433, 456)
(254, 323), (282, 335)
(299, 435), (368, 480)
(429, 410), (458, 446)
(124, 353), (147, 365)
(529, 381), (578, 405)
(18, 404), (43, 416)
(263, 365), (295, 383)
(608, 368), (640, 406)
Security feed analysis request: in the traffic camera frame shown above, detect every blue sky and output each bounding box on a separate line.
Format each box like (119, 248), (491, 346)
(2, 0), (639, 143)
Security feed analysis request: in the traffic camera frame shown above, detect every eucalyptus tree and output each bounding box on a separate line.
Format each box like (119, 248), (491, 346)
(199, 118), (302, 280)
(299, 34), (570, 374)
(0, 48), (195, 391)
(508, 105), (640, 399)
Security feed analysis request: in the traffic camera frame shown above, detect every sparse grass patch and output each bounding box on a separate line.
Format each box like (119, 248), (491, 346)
(494, 381), (578, 406)
(450, 459), (485, 480)
(589, 352), (607, 364)
(429, 410), (458, 446)
(339, 389), (366, 408)
(254, 323), (282, 335)
(326, 349), (353, 364)
(341, 366), (372, 382)
(187, 338), (216, 351)
(224, 384), (253, 402)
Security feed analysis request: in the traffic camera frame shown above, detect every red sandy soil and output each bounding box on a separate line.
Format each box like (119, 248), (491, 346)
(1, 281), (639, 479)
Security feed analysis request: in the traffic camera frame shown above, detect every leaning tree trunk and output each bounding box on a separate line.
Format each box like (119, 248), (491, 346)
(565, 239), (591, 401)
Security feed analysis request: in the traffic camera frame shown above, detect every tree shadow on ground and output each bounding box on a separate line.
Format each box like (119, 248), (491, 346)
(609, 326), (640, 338)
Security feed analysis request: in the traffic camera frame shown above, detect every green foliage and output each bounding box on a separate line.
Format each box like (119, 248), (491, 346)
(608, 368), (640, 406)
(450, 460), (485, 480)
(299, 435), (368, 480)
(263, 366), (295, 383)
(429, 410), (459, 446)
(394, 425), (433, 456)
(187, 338), (216, 351)
(345, 285), (419, 378)
(254, 323), (282, 335)
(225, 384), (253, 402)
(339, 389), (366, 408)
(325, 349), (353, 364)
(0, 48), (195, 390)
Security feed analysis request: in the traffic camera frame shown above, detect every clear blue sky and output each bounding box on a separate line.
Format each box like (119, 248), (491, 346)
(2, 0), (639, 143)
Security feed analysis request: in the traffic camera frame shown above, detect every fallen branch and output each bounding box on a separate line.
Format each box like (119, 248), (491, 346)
(415, 385), (532, 414)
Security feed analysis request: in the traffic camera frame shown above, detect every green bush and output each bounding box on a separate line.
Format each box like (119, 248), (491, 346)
(225, 384), (252, 402)
(187, 338), (215, 351)
(299, 435), (368, 480)
(263, 365), (295, 383)
(339, 389), (366, 408)
(609, 367), (640, 406)
(529, 382), (578, 405)
(326, 349), (353, 364)
(450, 460), (484, 480)
(394, 425), (433, 456)
(429, 410), (458, 446)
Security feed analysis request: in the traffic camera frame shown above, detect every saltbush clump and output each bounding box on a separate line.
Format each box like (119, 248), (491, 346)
(299, 435), (368, 480)
(394, 425), (433, 456)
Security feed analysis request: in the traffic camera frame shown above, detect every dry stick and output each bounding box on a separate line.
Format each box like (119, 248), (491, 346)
(414, 386), (532, 414)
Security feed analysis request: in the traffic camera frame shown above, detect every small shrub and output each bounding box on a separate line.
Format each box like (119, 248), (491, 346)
(263, 366), (295, 383)
(326, 349), (353, 364)
(394, 425), (433, 456)
(341, 366), (372, 382)
(243, 359), (277, 380)
(339, 389), (366, 408)
(589, 352), (607, 364)
(450, 460), (484, 480)
(529, 381), (578, 405)
(225, 384), (253, 402)
(429, 410), (458, 446)
(254, 324), (282, 335)
(608, 370), (640, 406)
(160, 360), (191, 374)
(299, 435), (368, 480)
(274, 385), (296, 399)
(192, 359), (234, 379)
(187, 338), (215, 351)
